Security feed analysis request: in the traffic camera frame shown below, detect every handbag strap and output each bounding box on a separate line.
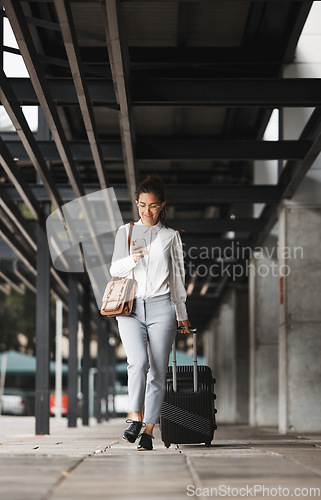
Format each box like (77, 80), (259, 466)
(128, 222), (134, 279)
(111, 222), (134, 281)
(128, 222), (134, 252)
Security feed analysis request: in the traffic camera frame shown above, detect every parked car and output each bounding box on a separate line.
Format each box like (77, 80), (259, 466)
(0, 389), (26, 416)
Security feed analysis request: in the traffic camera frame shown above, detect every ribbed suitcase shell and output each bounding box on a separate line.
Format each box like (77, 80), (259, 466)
(160, 365), (217, 447)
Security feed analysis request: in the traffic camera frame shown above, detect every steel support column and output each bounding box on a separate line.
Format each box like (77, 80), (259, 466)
(101, 323), (109, 421)
(35, 203), (51, 435)
(105, 322), (111, 421)
(82, 281), (90, 426)
(96, 320), (103, 423)
(68, 274), (78, 427)
(107, 336), (116, 420)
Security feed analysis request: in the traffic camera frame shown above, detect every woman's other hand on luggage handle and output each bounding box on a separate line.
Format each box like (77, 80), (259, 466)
(177, 319), (191, 334)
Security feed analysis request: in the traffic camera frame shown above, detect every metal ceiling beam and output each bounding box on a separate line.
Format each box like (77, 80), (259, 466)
(4, 139), (122, 162)
(78, 46), (280, 73)
(54, 0), (109, 189)
(0, 136), (41, 220)
(0, 209), (37, 268)
(101, 0), (138, 216)
(281, 108), (321, 199)
(242, 2), (265, 47)
(2, 0), (85, 199)
(4, 77), (321, 107)
(0, 265), (25, 294)
(167, 185), (282, 204)
(0, 217), (37, 275)
(0, 184), (283, 204)
(0, 192), (37, 252)
(178, 1), (312, 315)
(3, 1), (111, 292)
(0, 164), (69, 300)
(279, 1), (313, 63)
(253, 108), (321, 248)
(136, 139), (310, 161)
(0, 67), (64, 215)
(15, 262), (37, 294)
(0, 284), (10, 295)
(88, 45), (290, 66)
(3, 42), (109, 77)
(0, 176), (70, 301)
(3, 138), (310, 162)
(177, 3), (190, 47)
(129, 47), (283, 66)
(155, 218), (263, 233)
(1, 77), (116, 106)
(132, 78), (321, 107)
(0, 211), (69, 300)
(0, 240), (17, 259)
(223, 2), (270, 142)
(36, 54), (109, 78)
(24, 14), (107, 45)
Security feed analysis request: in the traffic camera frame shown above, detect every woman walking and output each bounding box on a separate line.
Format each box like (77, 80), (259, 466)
(110, 174), (191, 451)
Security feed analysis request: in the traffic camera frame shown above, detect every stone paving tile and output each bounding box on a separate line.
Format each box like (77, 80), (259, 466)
(189, 454), (318, 479)
(268, 448), (321, 478)
(50, 454), (192, 500)
(0, 455), (82, 500)
(0, 417), (321, 500)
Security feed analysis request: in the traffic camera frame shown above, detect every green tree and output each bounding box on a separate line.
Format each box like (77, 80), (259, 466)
(0, 291), (21, 351)
(0, 289), (57, 356)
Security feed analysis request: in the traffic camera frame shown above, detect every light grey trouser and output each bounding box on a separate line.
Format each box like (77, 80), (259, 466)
(116, 293), (177, 424)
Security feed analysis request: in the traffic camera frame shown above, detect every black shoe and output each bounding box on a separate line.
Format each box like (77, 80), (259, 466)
(137, 432), (154, 451)
(122, 419), (145, 443)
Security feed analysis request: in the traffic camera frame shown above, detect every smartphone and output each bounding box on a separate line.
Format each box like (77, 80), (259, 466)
(132, 238), (148, 253)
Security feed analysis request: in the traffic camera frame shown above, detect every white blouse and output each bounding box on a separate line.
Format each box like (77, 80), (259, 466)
(110, 219), (188, 321)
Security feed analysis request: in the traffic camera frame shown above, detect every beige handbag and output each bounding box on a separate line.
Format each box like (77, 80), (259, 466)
(100, 223), (136, 317)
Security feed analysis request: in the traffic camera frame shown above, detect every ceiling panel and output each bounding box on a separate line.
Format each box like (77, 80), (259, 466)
(123, 2), (179, 47)
(187, 1), (251, 47)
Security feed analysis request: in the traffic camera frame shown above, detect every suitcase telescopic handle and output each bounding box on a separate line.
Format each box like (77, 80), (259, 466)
(172, 327), (198, 392)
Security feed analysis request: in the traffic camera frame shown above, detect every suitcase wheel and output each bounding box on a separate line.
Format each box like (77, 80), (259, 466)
(213, 393), (216, 400)
(205, 441), (212, 447)
(165, 443), (171, 448)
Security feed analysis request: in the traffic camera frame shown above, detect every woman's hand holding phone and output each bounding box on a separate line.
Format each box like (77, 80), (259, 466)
(132, 239), (149, 263)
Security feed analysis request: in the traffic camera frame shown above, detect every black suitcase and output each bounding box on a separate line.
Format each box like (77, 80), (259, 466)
(160, 328), (217, 448)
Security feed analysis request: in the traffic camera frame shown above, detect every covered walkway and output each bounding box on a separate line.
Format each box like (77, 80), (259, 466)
(1, 0), (321, 459)
(0, 417), (321, 499)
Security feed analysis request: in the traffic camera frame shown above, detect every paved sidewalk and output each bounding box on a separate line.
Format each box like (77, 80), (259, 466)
(0, 416), (320, 500)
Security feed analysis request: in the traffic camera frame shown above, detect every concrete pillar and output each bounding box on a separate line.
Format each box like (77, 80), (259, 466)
(278, 204), (321, 433)
(235, 286), (249, 424)
(249, 236), (279, 427)
(278, 4), (321, 433)
(204, 316), (216, 376)
(205, 286), (249, 424)
(216, 290), (236, 423)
